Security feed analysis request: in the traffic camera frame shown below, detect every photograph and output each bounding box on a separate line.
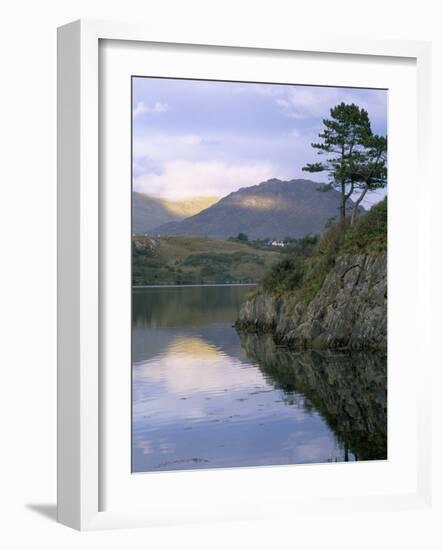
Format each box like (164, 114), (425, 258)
(131, 76), (388, 473)
(0, 0), (435, 541)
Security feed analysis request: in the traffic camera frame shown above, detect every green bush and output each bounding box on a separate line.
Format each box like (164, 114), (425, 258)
(341, 198), (387, 254)
(261, 255), (304, 293)
(284, 234), (319, 256)
(257, 198), (387, 302)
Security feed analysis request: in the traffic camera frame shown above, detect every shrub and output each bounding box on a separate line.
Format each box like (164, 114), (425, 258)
(315, 218), (349, 257)
(256, 199), (387, 302)
(261, 255), (304, 293)
(341, 198), (387, 254)
(284, 234), (319, 256)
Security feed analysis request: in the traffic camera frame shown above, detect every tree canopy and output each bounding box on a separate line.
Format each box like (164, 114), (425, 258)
(302, 102), (387, 222)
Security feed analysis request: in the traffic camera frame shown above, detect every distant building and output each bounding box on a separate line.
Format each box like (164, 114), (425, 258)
(271, 240), (285, 247)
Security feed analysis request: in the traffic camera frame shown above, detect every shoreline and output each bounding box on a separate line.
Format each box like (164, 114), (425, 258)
(133, 283), (258, 289)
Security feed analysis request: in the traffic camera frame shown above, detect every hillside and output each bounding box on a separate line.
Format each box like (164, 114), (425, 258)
(133, 235), (282, 285)
(133, 192), (219, 235)
(235, 199), (387, 350)
(153, 179), (361, 240)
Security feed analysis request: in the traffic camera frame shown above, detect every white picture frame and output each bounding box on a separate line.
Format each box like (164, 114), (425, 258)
(57, 19), (432, 531)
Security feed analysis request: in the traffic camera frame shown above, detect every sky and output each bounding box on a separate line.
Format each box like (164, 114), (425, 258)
(132, 77), (387, 206)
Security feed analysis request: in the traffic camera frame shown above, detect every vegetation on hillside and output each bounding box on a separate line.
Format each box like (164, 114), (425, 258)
(132, 235), (282, 285)
(228, 232), (319, 254)
(259, 198), (387, 302)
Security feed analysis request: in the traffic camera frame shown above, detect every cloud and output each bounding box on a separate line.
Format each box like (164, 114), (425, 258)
(175, 135), (202, 145)
(133, 159), (275, 198)
(228, 83), (283, 97)
(275, 86), (387, 125)
(276, 88), (342, 119)
(133, 100), (169, 118)
(133, 131), (295, 167)
(132, 130), (311, 195)
(133, 133), (205, 161)
(130, 80), (386, 203)
(276, 97), (304, 119)
(289, 128), (302, 140)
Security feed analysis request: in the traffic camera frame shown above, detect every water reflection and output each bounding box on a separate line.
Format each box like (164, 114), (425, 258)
(132, 286), (387, 472)
(239, 333), (387, 461)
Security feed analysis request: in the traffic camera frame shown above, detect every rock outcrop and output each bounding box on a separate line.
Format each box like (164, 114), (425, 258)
(236, 253), (387, 350)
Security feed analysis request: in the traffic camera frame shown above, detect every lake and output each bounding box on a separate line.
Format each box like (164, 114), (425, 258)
(132, 285), (387, 472)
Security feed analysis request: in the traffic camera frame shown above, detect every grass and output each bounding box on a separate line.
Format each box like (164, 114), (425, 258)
(132, 235), (282, 285)
(340, 198), (387, 254)
(258, 198), (387, 302)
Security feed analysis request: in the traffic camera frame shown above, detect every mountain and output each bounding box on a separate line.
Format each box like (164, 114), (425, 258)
(132, 192), (219, 235)
(153, 179), (361, 240)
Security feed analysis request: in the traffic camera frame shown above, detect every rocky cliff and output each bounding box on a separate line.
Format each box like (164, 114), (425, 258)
(236, 252), (387, 350)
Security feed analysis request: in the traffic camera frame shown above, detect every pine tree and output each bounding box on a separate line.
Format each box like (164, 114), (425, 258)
(302, 102), (373, 220)
(349, 134), (387, 225)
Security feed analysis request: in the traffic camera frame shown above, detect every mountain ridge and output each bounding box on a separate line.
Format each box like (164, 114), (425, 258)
(133, 192), (219, 235)
(152, 178), (361, 240)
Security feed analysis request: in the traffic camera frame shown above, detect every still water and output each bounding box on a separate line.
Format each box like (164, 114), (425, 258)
(132, 285), (387, 472)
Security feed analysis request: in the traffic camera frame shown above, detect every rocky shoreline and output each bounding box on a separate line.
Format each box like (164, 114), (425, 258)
(235, 253), (387, 351)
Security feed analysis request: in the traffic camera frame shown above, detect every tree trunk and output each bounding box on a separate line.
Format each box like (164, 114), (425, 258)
(350, 186), (368, 225)
(340, 182), (346, 220)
